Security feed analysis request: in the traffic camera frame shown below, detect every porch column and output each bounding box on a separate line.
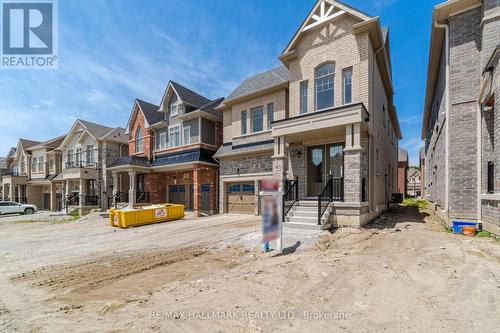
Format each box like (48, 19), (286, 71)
(112, 173), (119, 196)
(272, 136), (287, 190)
(344, 124), (363, 202)
(8, 184), (14, 201)
(128, 171), (136, 206)
(79, 178), (86, 208)
(193, 166), (201, 217)
(65, 180), (70, 198)
(17, 185), (21, 201)
(50, 182), (57, 211)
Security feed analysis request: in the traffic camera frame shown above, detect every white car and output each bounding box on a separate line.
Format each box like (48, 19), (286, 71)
(0, 201), (38, 215)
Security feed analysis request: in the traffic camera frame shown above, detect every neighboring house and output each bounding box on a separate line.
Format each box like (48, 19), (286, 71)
(215, 0), (402, 228)
(26, 135), (66, 211)
(108, 81), (224, 216)
(407, 168), (421, 198)
(419, 146), (426, 198)
(54, 119), (128, 214)
(422, 0), (499, 234)
(1, 139), (40, 203)
(398, 148), (408, 195)
(0, 147), (17, 199)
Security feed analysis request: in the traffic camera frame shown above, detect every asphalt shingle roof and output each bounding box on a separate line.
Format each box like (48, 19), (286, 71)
(171, 81), (211, 108)
(29, 135), (66, 150)
(19, 139), (41, 150)
(78, 119), (115, 139)
(136, 99), (164, 125)
(226, 66), (290, 102)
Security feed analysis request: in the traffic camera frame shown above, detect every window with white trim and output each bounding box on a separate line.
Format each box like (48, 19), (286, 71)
(135, 127), (143, 153)
(169, 125), (180, 147)
(157, 129), (167, 150)
(267, 103), (274, 129)
(300, 81), (308, 114)
(169, 94), (179, 117)
(183, 126), (191, 145)
(251, 106), (264, 133)
(241, 110), (247, 135)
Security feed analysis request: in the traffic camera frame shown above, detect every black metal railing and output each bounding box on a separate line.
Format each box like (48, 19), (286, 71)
(83, 195), (100, 206)
(15, 197), (27, 204)
(58, 195), (80, 213)
(65, 161), (98, 169)
(317, 176), (344, 225)
(283, 177), (299, 222)
(136, 191), (150, 204)
(108, 192), (129, 209)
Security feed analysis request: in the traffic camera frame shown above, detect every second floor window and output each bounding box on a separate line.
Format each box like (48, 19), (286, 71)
(300, 81), (308, 114)
(315, 63), (335, 110)
(76, 148), (82, 165)
(157, 129), (167, 150)
(241, 110), (247, 135)
(38, 157), (43, 172)
(251, 106), (263, 133)
(183, 126), (191, 145)
(135, 128), (143, 153)
(169, 125), (180, 147)
(267, 103), (274, 129)
(86, 145), (94, 163)
(67, 150), (73, 164)
(343, 68), (352, 104)
(32, 157), (37, 172)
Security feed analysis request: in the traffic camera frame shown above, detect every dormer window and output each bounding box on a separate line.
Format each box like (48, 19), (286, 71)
(169, 94), (179, 117)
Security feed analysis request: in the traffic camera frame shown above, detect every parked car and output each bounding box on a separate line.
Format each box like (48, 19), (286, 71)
(0, 201), (38, 215)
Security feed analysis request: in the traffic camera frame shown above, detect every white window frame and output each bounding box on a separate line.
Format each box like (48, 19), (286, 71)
(86, 145), (94, 164)
(158, 129), (167, 150)
(267, 103), (274, 129)
(315, 63), (335, 111)
(135, 128), (143, 153)
(300, 81), (308, 114)
(183, 126), (191, 145)
(170, 94), (179, 117)
(250, 106), (264, 133)
(342, 67), (353, 105)
(169, 125), (181, 147)
(241, 110), (248, 135)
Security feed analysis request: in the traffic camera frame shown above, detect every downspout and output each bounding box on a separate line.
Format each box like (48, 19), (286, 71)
(371, 44), (385, 211)
(435, 22), (450, 218)
(476, 69), (492, 223)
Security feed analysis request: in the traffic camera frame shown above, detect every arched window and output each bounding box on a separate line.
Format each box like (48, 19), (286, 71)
(135, 127), (143, 153)
(315, 63), (335, 110)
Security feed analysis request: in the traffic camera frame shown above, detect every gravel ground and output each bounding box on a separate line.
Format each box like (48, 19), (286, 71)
(0, 206), (498, 332)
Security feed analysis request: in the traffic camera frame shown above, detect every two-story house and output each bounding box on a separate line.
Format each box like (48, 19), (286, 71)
(422, 0), (499, 234)
(26, 135), (66, 211)
(108, 81), (224, 216)
(53, 119), (128, 214)
(215, 0), (402, 229)
(1, 139), (40, 203)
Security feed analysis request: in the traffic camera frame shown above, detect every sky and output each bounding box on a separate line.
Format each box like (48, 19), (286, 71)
(0, 0), (443, 165)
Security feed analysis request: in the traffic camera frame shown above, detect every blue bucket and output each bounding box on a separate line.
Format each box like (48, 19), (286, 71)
(452, 220), (477, 234)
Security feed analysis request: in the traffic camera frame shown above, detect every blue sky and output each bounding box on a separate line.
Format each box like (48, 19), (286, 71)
(0, 0), (442, 165)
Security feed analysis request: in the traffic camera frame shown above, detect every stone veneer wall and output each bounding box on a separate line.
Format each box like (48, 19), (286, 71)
(219, 154), (273, 176)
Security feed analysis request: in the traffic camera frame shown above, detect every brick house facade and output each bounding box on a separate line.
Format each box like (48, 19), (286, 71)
(422, 0), (500, 234)
(108, 82), (223, 216)
(215, 0), (401, 228)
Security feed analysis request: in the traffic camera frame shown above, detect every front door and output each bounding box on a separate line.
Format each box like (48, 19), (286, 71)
(169, 185), (186, 206)
(306, 143), (344, 197)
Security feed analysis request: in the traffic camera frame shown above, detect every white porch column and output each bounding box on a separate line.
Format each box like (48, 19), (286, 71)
(79, 178), (86, 208)
(17, 185), (21, 202)
(64, 180), (70, 198)
(50, 182), (57, 211)
(128, 171), (137, 206)
(112, 173), (119, 196)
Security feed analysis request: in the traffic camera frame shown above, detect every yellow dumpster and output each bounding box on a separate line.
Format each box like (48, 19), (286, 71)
(109, 204), (184, 228)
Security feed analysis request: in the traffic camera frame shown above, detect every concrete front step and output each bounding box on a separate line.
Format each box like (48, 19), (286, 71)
(283, 222), (323, 231)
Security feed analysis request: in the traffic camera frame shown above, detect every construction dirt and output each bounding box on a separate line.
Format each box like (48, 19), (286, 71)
(0, 207), (499, 332)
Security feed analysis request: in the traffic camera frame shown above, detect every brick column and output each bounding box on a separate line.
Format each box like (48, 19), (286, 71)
(272, 136), (287, 190)
(344, 124), (362, 202)
(193, 166), (201, 217)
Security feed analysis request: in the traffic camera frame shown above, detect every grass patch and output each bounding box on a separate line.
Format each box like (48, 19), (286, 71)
(403, 197), (428, 209)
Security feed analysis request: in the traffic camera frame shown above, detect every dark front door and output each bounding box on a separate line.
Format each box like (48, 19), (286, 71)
(307, 143), (344, 197)
(43, 193), (50, 210)
(169, 185), (186, 206)
(201, 184), (211, 213)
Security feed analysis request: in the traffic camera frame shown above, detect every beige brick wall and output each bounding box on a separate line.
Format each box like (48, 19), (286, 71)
(288, 15), (370, 118)
(225, 88), (287, 143)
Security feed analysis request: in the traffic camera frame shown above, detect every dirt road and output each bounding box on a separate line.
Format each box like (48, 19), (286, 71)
(0, 207), (499, 332)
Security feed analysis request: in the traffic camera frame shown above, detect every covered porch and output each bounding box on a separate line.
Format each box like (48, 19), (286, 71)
(1, 175), (28, 203)
(54, 168), (102, 214)
(271, 103), (374, 228)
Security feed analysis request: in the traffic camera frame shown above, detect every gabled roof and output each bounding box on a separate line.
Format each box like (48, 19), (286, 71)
(28, 134), (66, 151)
(58, 119), (125, 150)
(282, 0), (372, 56)
(125, 99), (163, 135)
(225, 66), (290, 104)
(0, 157), (6, 169)
(77, 119), (115, 139)
(170, 81), (211, 108)
(19, 139), (41, 150)
(6, 147), (17, 159)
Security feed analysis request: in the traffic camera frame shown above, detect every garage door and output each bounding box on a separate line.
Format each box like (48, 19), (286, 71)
(227, 182), (255, 214)
(169, 185), (186, 206)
